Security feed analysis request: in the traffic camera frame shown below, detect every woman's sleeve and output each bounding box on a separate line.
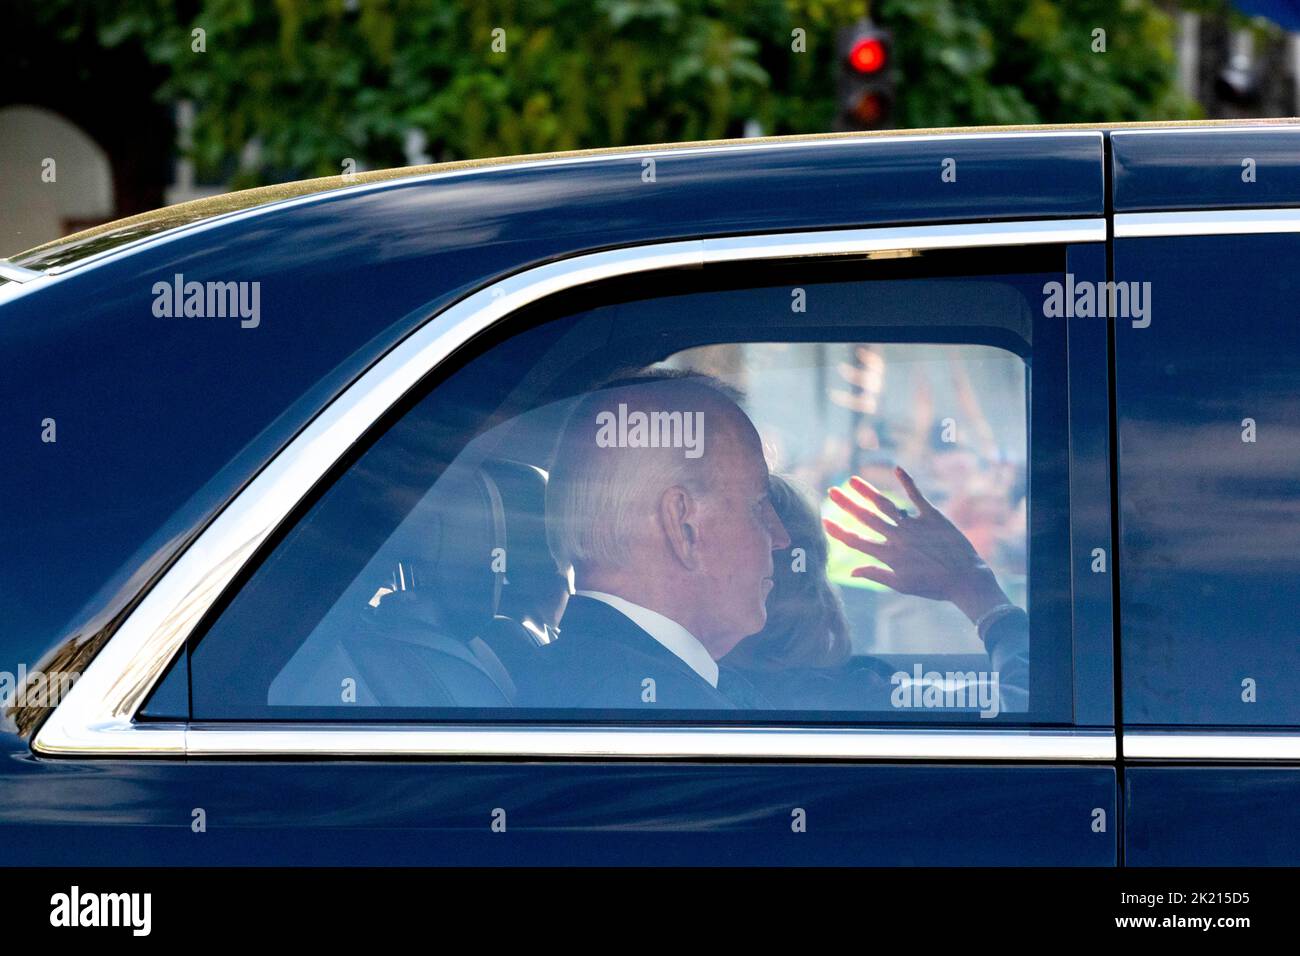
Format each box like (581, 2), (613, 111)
(983, 609), (1030, 714)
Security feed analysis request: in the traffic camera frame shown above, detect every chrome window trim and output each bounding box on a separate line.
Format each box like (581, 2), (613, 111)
(184, 724), (1116, 761)
(1110, 123), (1300, 137)
(34, 216), (1108, 760)
(0, 260), (40, 282)
(1114, 208), (1300, 238)
(1123, 732), (1300, 762)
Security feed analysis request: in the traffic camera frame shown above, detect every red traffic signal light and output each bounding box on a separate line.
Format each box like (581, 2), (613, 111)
(849, 91), (885, 125)
(836, 21), (894, 131)
(848, 36), (887, 74)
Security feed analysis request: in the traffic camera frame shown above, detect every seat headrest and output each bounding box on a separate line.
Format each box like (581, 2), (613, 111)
(370, 460), (505, 638)
(478, 458), (559, 586)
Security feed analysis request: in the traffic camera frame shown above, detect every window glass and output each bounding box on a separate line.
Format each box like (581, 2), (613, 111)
(190, 255), (1073, 724)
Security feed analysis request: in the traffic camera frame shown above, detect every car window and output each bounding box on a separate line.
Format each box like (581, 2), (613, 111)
(189, 252), (1074, 724)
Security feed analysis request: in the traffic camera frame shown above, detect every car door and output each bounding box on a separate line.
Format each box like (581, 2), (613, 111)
(6, 131), (1116, 866)
(1112, 126), (1300, 865)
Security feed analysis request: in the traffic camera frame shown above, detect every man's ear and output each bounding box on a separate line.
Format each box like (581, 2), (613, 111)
(659, 485), (702, 571)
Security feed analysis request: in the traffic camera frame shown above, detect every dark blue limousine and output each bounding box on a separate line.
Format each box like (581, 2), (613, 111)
(2, 122), (1299, 867)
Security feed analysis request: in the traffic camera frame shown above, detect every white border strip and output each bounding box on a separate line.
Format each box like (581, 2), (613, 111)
(1115, 208), (1300, 238)
(33, 218), (1103, 760)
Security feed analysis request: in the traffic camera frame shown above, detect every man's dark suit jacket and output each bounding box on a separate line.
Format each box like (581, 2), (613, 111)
(526, 594), (760, 709)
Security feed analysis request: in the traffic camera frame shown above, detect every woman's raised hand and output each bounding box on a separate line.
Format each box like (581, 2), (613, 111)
(822, 466), (1010, 623)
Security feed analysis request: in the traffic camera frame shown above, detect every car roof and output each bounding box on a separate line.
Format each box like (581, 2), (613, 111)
(7, 117), (1297, 274)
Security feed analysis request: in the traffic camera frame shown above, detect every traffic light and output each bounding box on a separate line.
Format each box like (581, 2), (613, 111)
(836, 19), (894, 131)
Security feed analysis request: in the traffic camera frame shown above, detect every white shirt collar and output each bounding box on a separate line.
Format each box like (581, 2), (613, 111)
(574, 590), (719, 688)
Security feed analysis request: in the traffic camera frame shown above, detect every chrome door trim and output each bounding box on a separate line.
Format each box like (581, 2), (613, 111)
(1114, 208), (1300, 238)
(1124, 732), (1300, 761)
(33, 216), (1106, 759)
(183, 724), (1117, 761)
(1110, 123), (1300, 137)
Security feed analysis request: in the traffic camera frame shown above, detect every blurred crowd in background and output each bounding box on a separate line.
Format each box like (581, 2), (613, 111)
(667, 340), (1027, 656)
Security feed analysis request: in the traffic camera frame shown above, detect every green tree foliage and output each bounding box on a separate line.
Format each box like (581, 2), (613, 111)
(74, 0), (1195, 185)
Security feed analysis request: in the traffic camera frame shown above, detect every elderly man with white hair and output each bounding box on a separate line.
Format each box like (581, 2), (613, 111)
(534, 371), (790, 709)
